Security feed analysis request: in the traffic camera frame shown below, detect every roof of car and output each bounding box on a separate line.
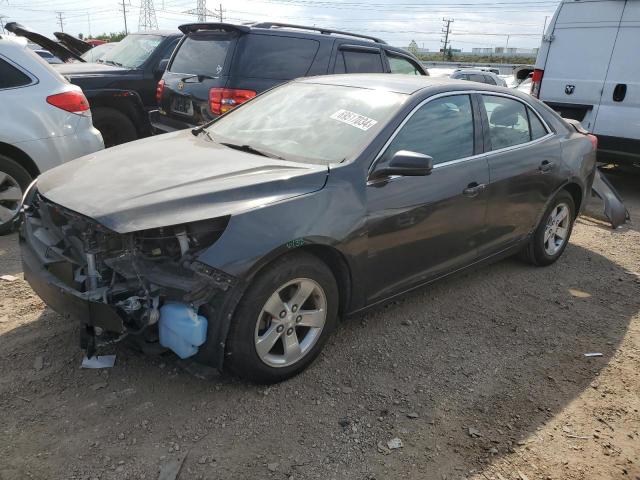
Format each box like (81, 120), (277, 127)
(454, 69), (498, 76)
(298, 74), (474, 95)
(132, 29), (181, 37)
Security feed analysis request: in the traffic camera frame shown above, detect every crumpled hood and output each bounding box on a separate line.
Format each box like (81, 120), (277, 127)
(36, 130), (329, 233)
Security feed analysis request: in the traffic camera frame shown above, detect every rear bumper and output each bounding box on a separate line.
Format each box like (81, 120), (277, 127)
(20, 229), (124, 335)
(149, 109), (196, 134)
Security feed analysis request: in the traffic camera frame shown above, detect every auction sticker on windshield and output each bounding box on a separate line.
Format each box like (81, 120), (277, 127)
(330, 109), (378, 131)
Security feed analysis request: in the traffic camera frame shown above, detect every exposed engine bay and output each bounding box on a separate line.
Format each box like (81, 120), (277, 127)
(20, 190), (236, 358)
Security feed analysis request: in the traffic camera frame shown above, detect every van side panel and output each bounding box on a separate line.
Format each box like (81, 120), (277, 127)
(592, 1), (640, 148)
(538, 0), (625, 130)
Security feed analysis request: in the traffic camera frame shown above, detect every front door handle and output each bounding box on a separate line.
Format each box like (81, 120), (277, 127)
(463, 182), (486, 197)
(613, 83), (627, 102)
(539, 160), (554, 173)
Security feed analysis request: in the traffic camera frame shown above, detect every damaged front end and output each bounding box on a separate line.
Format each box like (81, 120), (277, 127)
(20, 189), (236, 361)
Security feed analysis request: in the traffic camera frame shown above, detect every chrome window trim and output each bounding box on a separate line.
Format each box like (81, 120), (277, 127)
(367, 89), (554, 178)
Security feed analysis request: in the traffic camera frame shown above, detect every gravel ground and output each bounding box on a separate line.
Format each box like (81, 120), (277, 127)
(0, 171), (638, 480)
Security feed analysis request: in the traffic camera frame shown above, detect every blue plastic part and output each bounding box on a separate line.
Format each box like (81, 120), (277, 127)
(158, 302), (208, 359)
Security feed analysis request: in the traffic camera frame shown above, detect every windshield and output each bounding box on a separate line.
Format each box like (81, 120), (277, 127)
(206, 82), (407, 165)
(99, 34), (163, 69)
(81, 43), (115, 62)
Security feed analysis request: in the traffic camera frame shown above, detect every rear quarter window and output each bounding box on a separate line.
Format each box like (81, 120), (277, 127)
(169, 33), (233, 76)
(0, 58), (32, 89)
(236, 35), (319, 80)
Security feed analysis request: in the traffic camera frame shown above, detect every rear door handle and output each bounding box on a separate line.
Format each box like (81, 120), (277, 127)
(463, 182), (486, 197)
(539, 160), (554, 173)
(613, 83), (627, 102)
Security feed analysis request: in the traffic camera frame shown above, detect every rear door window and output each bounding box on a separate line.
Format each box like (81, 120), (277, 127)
(468, 73), (488, 83)
(388, 55), (423, 75)
(481, 95), (532, 150)
(528, 108), (548, 140)
(338, 49), (384, 73)
(380, 95), (475, 165)
(0, 58), (32, 89)
(169, 34), (233, 76)
(483, 75), (497, 85)
(237, 35), (319, 80)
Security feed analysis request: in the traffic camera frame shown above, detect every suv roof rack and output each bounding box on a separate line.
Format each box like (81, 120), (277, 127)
(251, 22), (387, 44)
(179, 23), (250, 34)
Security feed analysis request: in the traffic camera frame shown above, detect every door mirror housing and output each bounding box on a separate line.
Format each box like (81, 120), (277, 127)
(371, 150), (433, 180)
(154, 58), (169, 78)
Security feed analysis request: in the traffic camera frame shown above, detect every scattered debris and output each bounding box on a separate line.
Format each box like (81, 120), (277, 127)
(0, 315), (9, 323)
(267, 462), (279, 472)
(158, 452), (187, 480)
(342, 386), (354, 394)
(377, 441), (391, 455)
(401, 319), (413, 326)
(81, 355), (116, 369)
(406, 412), (419, 419)
(468, 427), (482, 438)
(338, 418), (351, 428)
(565, 434), (591, 440)
(488, 447), (499, 455)
(0, 274), (18, 282)
(517, 470), (530, 480)
(90, 382), (108, 391)
(387, 438), (403, 450)
(568, 288), (591, 298)
(33, 355), (44, 371)
(584, 352), (603, 358)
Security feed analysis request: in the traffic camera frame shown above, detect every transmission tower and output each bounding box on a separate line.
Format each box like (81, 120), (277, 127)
(184, 0), (219, 22)
(138, 0), (158, 31)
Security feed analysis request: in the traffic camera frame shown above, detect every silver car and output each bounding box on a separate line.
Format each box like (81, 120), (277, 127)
(0, 36), (104, 234)
(450, 68), (508, 87)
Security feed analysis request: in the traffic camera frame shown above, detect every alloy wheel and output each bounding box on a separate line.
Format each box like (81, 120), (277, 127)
(254, 278), (327, 368)
(0, 171), (23, 227)
(544, 202), (570, 256)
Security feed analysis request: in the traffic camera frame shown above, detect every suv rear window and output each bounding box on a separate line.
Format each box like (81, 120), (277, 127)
(335, 49), (384, 73)
(0, 58), (32, 89)
(236, 35), (319, 80)
(170, 34), (233, 77)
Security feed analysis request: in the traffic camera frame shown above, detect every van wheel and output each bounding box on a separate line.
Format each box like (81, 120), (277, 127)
(225, 252), (339, 384)
(520, 190), (576, 266)
(0, 154), (32, 235)
(92, 107), (137, 148)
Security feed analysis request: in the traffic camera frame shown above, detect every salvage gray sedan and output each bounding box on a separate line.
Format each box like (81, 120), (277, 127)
(20, 75), (597, 383)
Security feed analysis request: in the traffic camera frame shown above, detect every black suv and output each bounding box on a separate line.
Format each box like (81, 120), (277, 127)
(150, 22), (428, 132)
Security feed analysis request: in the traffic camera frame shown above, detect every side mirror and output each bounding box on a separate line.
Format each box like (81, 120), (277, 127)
(370, 150), (433, 180)
(154, 58), (169, 77)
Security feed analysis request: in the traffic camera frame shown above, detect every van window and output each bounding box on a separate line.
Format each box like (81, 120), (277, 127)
(482, 95), (531, 150)
(169, 34), (232, 77)
(0, 59), (32, 89)
(380, 95), (474, 165)
(388, 55), (422, 75)
(338, 50), (384, 73)
(528, 108), (548, 140)
(237, 35), (319, 80)
(468, 73), (488, 84)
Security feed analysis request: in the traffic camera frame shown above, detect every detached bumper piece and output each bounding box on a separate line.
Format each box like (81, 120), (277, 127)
(19, 191), (233, 359)
(592, 169), (630, 228)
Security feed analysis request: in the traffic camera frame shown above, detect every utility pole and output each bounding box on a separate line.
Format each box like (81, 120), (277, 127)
(56, 12), (65, 32)
(120, 0), (129, 34)
(87, 12), (91, 38)
(441, 18), (453, 61)
(138, 0), (158, 31)
(218, 3), (224, 22)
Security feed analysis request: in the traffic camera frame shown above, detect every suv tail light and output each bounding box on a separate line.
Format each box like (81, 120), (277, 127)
(531, 69), (544, 98)
(156, 79), (165, 105)
(587, 134), (598, 151)
(209, 88), (256, 115)
(46, 91), (90, 114)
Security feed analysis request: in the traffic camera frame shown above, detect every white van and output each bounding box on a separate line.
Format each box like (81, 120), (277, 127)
(533, 0), (639, 166)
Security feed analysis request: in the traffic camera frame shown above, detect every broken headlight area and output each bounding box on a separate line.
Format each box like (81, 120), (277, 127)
(21, 191), (234, 358)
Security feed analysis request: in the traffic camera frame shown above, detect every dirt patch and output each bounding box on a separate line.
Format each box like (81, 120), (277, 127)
(0, 171), (638, 480)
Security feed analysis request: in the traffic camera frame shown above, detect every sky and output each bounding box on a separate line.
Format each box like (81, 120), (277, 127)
(0, 0), (559, 52)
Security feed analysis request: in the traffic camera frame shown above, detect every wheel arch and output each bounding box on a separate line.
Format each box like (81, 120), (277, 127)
(85, 89), (147, 136)
(0, 142), (40, 178)
(561, 181), (583, 218)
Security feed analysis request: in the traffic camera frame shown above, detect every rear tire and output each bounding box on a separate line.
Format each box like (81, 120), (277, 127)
(225, 252), (339, 384)
(520, 190), (575, 266)
(0, 155), (32, 235)
(92, 107), (137, 148)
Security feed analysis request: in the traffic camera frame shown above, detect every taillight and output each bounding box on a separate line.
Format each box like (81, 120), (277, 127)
(209, 88), (256, 115)
(531, 69), (544, 98)
(587, 134), (598, 151)
(46, 91), (90, 114)
(156, 79), (165, 105)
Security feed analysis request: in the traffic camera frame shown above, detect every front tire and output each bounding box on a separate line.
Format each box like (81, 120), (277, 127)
(521, 190), (576, 266)
(0, 155), (32, 235)
(225, 252), (339, 383)
(92, 107), (137, 148)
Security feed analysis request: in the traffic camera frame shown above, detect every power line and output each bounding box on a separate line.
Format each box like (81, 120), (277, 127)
(139, 0), (158, 30)
(183, 0), (219, 21)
